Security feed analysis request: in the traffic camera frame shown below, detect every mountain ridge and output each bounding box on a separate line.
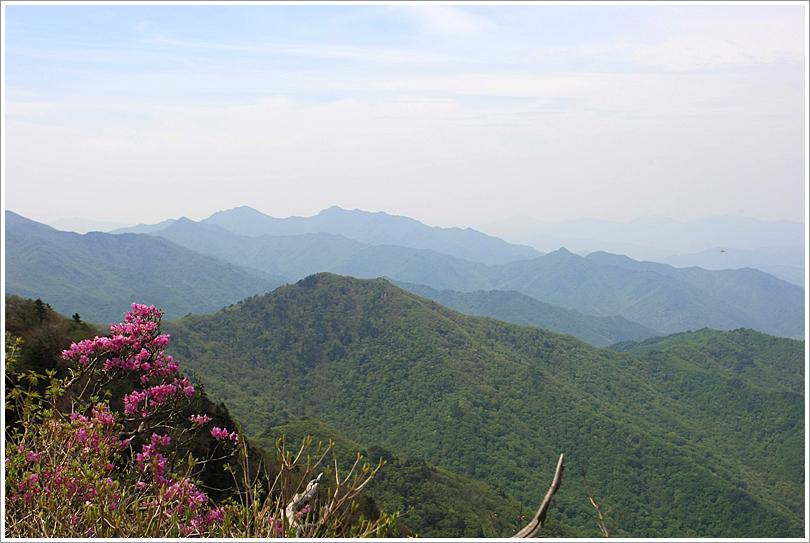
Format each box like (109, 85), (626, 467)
(145, 216), (806, 338)
(163, 272), (804, 538)
(390, 280), (660, 347)
(476, 214), (806, 283)
(132, 205), (543, 266)
(7, 211), (804, 339)
(4, 211), (285, 323)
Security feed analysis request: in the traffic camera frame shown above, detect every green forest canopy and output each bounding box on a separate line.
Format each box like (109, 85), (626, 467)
(163, 273), (805, 538)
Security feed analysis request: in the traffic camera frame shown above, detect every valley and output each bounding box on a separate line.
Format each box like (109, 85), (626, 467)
(4, 206), (806, 537)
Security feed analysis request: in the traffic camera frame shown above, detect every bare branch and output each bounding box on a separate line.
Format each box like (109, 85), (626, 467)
(582, 466), (622, 537)
(513, 453), (565, 538)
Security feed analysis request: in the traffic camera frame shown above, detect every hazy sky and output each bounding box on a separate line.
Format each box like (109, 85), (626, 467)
(2, 2), (807, 228)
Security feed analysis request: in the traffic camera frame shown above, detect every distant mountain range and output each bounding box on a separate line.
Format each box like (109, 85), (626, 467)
(57, 208), (806, 286)
(476, 215), (805, 286)
(7, 209), (804, 340)
(495, 249), (804, 338)
(147, 215), (804, 338)
(477, 214), (804, 254)
(114, 206), (542, 266)
(48, 216), (136, 234)
(4, 211), (285, 322)
(659, 246), (805, 287)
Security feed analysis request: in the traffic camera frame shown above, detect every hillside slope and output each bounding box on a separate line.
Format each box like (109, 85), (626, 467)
(164, 273), (804, 538)
(4, 211), (284, 322)
(253, 418), (574, 538)
(493, 248), (804, 338)
(391, 281), (660, 347)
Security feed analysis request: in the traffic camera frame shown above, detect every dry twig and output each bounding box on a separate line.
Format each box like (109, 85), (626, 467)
(512, 453), (565, 538)
(582, 466), (623, 537)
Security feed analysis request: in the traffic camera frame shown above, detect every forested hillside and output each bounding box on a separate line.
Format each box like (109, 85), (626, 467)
(609, 328), (804, 394)
(392, 281), (660, 347)
(164, 273), (805, 538)
(253, 418), (578, 538)
(4, 296), (409, 537)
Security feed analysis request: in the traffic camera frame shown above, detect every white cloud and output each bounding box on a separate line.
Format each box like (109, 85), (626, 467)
(396, 5), (493, 37)
(148, 37), (453, 65)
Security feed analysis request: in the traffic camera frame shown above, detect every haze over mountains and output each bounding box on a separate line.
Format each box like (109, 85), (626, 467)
(7, 207), (805, 341)
(476, 214), (805, 286)
(5, 211), (285, 322)
(53, 207), (805, 287)
(115, 205), (542, 266)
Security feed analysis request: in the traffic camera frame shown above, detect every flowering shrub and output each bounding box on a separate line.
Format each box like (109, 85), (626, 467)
(5, 303), (400, 538)
(5, 402), (122, 537)
(5, 304), (233, 537)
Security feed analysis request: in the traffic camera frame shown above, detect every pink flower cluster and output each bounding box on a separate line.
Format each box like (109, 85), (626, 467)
(122, 377), (195, 416)
(179, 506), (229, 536)
(61, 304), (203, 430)
(133, 432), (226, 534)
(62, 304), (180, 383)
(135, 433), (172, 485)
(189, 414), (212, 425)
(211, 427), (239, 444)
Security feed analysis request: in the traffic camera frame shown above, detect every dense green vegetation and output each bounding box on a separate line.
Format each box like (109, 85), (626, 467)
(609, 327), (804, 394)
(164, 273), (805, 537)
(392, 280), (660, 347)
(254, 418), (581, 538)
(3, 294), (573, 538)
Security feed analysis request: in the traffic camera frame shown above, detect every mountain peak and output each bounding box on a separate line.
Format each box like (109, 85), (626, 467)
(207, 206), (268, 219)
(546, 247), (575, 258)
